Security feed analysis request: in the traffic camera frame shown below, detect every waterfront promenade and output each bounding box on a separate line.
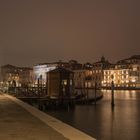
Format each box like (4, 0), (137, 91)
(0, 93), (95, 140)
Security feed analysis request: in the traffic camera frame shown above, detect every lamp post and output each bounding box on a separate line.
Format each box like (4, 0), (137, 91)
(111, 74), (115, 107)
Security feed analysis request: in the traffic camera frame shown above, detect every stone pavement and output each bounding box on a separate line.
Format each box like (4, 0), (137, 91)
(0, 93), (96, 140)
(0, 94), (68, 140)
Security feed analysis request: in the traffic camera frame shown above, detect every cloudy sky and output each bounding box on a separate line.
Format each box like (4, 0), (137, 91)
(0, 0), (140, 66)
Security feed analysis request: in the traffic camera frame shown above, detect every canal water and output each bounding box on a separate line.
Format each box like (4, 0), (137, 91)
(46, 90), (140, 140)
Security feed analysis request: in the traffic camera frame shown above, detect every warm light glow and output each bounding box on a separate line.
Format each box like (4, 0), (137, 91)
(131, 79), (136, 83)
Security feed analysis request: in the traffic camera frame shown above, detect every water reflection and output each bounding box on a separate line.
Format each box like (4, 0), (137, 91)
(46, 90), (140, 140)
(101, 90), (139, 101)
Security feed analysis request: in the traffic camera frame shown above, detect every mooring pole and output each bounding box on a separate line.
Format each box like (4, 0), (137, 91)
(95, 81), (97, 105)
(111, 77), (115, 107)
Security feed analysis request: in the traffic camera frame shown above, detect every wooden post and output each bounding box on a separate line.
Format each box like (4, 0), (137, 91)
(46, 72), (48, 95)
(111, 75), (115, 107)
(37, 78), (40, 97)
(94, 81), (97, 105)
(87, 82), (89, 104)
(111, 80), (115, 107)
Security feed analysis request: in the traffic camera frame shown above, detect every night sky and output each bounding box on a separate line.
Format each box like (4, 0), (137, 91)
(0, 0), (140, 66)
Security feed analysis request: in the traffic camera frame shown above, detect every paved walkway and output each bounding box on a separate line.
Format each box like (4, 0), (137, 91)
(0, 94), (68, 140)
(0, 94), (96, 140)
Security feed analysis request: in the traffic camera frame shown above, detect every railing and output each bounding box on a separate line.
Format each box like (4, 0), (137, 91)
(8, 87), (47, 97)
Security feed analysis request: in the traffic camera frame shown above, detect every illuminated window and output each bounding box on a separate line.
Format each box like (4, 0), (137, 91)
(62, 80), (67, 85)
(70, 80), (73, 85)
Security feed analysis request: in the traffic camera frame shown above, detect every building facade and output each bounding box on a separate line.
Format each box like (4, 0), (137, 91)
(102, 55), (140, 88)
(33, 60), (82, 87)
(0, 64), (33, 89)
(73, 57), (111, 89)
(92, 56), (111, 88)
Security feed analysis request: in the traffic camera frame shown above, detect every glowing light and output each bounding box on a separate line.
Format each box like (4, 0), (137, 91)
(131, 79), (136, 83)
(34, 65), (56, 81)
